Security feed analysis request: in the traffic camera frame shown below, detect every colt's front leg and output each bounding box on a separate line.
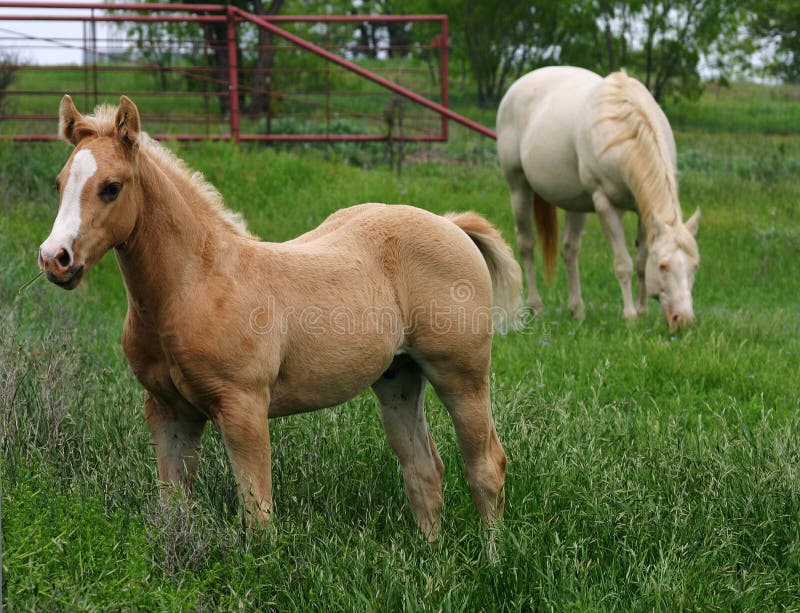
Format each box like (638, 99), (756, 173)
(215, 391), (272, 528)
(144, 391), (207, 497)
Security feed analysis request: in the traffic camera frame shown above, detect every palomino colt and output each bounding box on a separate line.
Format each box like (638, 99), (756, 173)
(497, 66), (700, 330)
(38, 95), (523, 540)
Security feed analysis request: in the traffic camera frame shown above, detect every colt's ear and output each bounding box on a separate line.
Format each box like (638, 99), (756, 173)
(685, 207), (701, 236)
(58, 95), (83, 146)
(115, 95), (141, 152)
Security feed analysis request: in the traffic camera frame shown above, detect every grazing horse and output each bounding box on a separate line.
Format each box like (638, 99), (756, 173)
(497, 66), (700, 330)
(39, 95), (524, 540)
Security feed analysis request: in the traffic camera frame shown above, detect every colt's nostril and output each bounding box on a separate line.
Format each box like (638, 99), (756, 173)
(56, 248), (71, 268)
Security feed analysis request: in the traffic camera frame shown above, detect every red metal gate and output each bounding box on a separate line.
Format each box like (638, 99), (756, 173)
(0, 2), (495, 142)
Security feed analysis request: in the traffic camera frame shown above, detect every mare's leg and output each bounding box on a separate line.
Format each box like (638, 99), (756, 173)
(592, 190), (637, 320)
(563, 211), (587, 320)
(635, 216), (649, 314)
(423, 352), (506, 527)
(372, 356), (444, 541)
(215, 391), (272, 527)
(506, 171), (542, 313)
(145, 391), (207, 496)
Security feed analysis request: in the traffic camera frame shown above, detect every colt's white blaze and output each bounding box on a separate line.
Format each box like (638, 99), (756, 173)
(40, 149), (97, 260)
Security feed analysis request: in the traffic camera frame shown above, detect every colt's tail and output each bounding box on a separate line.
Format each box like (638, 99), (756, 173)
(445, 211), (524, 334)
(533, 194), (558, 284)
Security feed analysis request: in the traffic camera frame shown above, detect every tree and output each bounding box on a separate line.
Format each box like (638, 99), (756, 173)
(415, 0), (753, 106)
(424, 0), (598, 108)
(249, 0), (286, 115)
(574, 0), (753, 102)
(348, 0), (414, 59)
(119, 0), (286, 115)
(195, 0), (285, 115)
(748, 0), (800, 83)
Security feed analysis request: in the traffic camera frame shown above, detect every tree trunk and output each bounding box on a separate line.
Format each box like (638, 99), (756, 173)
(201, 21), (230, 116)
(604, 20), (616, 72)
(250, 0), (285, 116)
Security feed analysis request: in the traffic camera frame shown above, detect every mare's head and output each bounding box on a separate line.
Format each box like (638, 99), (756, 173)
(39, 95), (141, 289)
(645, 209), (701, 331)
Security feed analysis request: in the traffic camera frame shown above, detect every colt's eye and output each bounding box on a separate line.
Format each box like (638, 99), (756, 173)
(100, 182), (122, 202)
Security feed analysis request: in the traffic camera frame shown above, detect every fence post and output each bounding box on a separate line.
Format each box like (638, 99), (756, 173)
(439, 16), (448, 141)
(226, 6), (240, 144)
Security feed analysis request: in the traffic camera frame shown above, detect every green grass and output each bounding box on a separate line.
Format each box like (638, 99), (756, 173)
(663, 81), (800, 134)
(2, 85), (800, 609)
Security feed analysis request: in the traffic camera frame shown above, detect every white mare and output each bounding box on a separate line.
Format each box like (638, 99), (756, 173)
(497, 66), (700, 330)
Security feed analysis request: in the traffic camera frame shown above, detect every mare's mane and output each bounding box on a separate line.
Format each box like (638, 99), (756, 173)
(594, 71), (697, 255)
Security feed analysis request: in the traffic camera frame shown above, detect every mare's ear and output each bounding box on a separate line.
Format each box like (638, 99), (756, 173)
(58, 95), (83, 146)
(115, 95), (141, 152)
(685, 207), (701, 236)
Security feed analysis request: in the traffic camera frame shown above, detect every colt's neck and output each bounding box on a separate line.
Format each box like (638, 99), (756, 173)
(113, 150), (229, 322)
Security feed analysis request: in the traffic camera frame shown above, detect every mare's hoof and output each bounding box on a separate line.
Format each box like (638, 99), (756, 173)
(526, 299), (544, 316)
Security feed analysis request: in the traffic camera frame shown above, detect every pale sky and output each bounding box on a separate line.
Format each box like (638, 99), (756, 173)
(1, 1), (114, 65)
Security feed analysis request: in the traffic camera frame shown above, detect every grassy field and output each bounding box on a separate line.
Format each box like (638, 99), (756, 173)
(1, 82), (800, 610)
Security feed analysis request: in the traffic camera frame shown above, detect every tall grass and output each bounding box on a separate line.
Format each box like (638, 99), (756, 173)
(1, 83), (799, 609)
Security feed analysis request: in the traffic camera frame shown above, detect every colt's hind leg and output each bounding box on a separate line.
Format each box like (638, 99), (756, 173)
(635, 217), (649, 315)
(507, 173), (542, 313)
(430, 368), (506, 527)
(215, 392), (272, 528)
(145, 391), (207, 497)
(372, 356), (444, 541)
(563, 211), (587, 320)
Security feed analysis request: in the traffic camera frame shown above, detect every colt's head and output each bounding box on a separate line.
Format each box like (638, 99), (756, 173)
(39, 95), (141, 289)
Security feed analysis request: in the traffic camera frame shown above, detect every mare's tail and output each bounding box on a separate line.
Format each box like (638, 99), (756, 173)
(533, 194), (558, 284)
(445, 211), (524, 334)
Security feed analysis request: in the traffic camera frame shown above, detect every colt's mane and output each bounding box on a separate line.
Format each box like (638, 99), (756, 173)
(63, 104), (255, 239)
(595, 72), (697, 256)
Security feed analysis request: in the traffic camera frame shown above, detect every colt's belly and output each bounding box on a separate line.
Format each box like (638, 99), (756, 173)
(267, 342), (397, 417)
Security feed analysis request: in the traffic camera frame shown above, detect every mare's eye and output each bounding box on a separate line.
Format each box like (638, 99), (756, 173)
(100, 182), (122, 202)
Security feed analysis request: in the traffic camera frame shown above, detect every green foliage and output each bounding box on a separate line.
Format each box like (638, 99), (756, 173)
(424, 0), (599, 107)
(2, 83), (800, 608)
(590, 0), (751, 101)
(748, 0), (800, 83)
(79, 0), (800, 113)
(400, 0), (758, 106)
(111, 1), (209, 92)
